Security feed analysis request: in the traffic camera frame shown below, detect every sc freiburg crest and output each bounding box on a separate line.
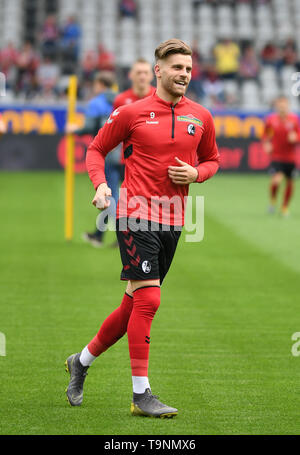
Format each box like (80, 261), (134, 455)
(187, 123), (195, 136)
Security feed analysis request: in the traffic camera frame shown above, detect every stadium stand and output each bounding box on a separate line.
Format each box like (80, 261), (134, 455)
(0, 0), (299, 110)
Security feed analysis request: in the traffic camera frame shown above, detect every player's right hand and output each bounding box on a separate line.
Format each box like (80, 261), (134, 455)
(65, 123), (78, 134)
(92, 183), (112, 210)
(287, 130), (298, 144)
(263, 141), (272, 154)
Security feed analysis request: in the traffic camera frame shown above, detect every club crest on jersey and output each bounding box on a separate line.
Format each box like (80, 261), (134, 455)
(187, 123), (195, 136)
(142, 260), (151, 273)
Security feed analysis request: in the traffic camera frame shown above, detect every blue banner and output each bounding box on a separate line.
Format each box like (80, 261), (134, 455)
(0, 105), (299, 138)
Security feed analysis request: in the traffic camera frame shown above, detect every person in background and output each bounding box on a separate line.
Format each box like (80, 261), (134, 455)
(187, 40), (204, 101)
(0, 42), (19, 90)
(119, 0), (137, 17)
(15, 41), (39, 98)
(98, 44), (116, 72)
(281, 39), (298, 67)
(66, 71), (118, 247)
(261, 42), (282, 69)
(213, 38), (240, 80)
(82, 58), (155, 247)
(40, 15), (59, 59)
(239, 44), (260, 80)
(36, 56), (60, 100)
(60, 15), (81, 63)
(82, 50), (98, 81)
(262, 95), (300, 217)
(202, 64), (225, 108)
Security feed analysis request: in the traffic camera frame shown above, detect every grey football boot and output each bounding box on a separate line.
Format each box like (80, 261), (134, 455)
(65, 353), (89, 406)
(131, 388), (178, 418)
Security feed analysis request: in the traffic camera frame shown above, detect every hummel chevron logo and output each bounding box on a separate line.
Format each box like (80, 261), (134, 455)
(130, 255), (140, 267)
(145, 336), (150, 344)
(126, 244), (137, 257)
(112, 109), (120, 116)
(124, 235), (134, 247)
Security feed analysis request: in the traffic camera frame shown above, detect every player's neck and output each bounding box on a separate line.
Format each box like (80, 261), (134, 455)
(132, 85), (150, 98)
(278, 112), (288, 119)
(156, 86), (182, 106)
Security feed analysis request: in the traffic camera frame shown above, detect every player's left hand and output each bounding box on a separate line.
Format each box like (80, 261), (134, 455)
(168, 157), (198, 185)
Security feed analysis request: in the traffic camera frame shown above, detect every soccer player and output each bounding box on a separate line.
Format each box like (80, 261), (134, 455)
(83, 58), (155, 246)
(65, 39), (220, 418)
(263, 95), (300, 216)
(114, 58), (155, 109)
(65, 71), (119, 247)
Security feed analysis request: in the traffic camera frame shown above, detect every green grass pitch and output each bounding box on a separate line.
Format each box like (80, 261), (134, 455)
(0, 171), (299, 435)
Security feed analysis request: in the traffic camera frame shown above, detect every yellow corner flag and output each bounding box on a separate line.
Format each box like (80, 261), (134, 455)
(64, 75), (77, 241)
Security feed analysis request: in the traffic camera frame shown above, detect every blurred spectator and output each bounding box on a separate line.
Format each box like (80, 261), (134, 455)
(40, 15), (59, 59)
(261, 42), (282, 68)
(15, 41), (39, 97)
(281, 39), (298, 67)
(82, 50), (98, 80)
(98, 44), (116, 72)
(36, 56), (60, 100)
(202, 65), (225, 108)
(188, 41), (204, 100)
(81, 50), (100, 100)
(239, 45), (260, 80)
(119, 0), (137, 17)
(60, 15), (81, 63)
(0, 42), (18, 89)
(192, 0), (204, 8)
(214, 38), (240, 79)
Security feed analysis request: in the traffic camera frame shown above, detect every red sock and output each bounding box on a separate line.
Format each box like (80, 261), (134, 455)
(88, 292), (133, 356)
(270, 181), (279, 201)
(283, 180), (294, 209)
(127, 286), (161, 377)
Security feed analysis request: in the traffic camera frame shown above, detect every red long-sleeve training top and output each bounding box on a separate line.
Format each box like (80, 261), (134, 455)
(263, 112), (300, 163)
(86, 91), (220, 225)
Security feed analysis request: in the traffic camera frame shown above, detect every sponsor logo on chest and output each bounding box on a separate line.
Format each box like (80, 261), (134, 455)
(177, 114), (203, 126)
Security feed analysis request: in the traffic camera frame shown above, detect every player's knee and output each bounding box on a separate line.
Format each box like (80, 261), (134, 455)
(273, 173), (283, 184)
(133, 286), (161, 319)
(148, 290), (161, 314)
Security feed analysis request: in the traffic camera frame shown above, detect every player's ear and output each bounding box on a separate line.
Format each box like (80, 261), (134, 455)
(154, 63), (161, 79)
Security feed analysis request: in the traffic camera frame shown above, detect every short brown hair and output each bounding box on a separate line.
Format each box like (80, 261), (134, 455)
(155, 39), (192, 62)
(133, 57), (151, 65)
(94, 71), (115, 88)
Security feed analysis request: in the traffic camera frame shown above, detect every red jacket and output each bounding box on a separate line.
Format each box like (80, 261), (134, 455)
(263, 112), (300, 163)
(113, 86), (156, 110)
(113, 86), (156, 164)
(86, 91), (219, 225)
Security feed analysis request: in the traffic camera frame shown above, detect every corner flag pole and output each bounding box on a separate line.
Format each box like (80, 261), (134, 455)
(64, 75), (77, 241)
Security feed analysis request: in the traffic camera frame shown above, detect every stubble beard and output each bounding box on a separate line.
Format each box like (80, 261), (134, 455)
(162, 76), (188, 99)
